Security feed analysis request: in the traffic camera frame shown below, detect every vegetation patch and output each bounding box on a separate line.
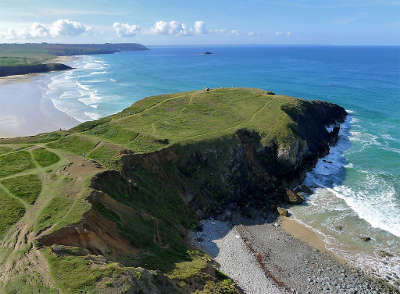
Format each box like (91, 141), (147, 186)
(0, 146), (13, 155)
(35, 196), (73, 233)
(47, 134), (99, 156)
(1, 174), (42, 204)
(0, 151), (35, 178)
(86, 123), (139, 145)
(2, 274), (58, 294)
(52, 196), (91, 232)
(0, 56), (38, 66)
(0, 132), (64, 145)
(87, 142), (121, 169)
(32, 148), (60, 167)
(0, 188), (25, 238)
(43, 249), (113, 293)
(166, 250), (209, 280)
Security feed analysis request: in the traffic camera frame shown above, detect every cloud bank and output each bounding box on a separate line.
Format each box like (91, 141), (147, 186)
(275, 31), (292, 37)
(112, 20), (230, 38)
(113, 22), (140, 37)
(146, 20), (210, 36)
(0, 19), (271, 42)
(0, 19), (91, 40)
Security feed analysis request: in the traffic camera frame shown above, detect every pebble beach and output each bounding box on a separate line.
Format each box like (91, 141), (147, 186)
(191, 216), (399, 294)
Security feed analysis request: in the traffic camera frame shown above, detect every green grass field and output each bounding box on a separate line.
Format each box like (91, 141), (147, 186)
(0, 151), (35, 178)
(0, 146), (13, 155)
(0, 56), (40, 67)
(34, 195), (73, 233)
(1, 174), (42, 205)
(0, 188), (25, 238)
(32, 148), (60, 167)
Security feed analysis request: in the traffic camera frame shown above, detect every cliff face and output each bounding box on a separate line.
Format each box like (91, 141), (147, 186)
(119, 99), (346, 219)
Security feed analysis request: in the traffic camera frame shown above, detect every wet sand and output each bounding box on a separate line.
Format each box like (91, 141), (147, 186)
(0, 74), (79, 138)
(280, 216), (347, 264)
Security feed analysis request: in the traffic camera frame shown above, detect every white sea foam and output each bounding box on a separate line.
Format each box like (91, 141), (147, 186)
(331, 181), (400, 237)
(84, 112), (102, 120)
(40, 55), (107, 123)
(350, 117), (359, 123)
(76, 81), (90, 91)
(344, 162), (354, 168)
(382, 146), (400, 155)
(78, 89), (102, 106)
(382, 133), (398, 142)
(307, 116), (400, 236)
(90, 71), (108, 75)
(299, 114), (400, 284)
(349, 130), (381, 148)
(305, 114), (400, 238)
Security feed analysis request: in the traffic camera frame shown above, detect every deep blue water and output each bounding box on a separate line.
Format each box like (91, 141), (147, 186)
(45, 45), (400, 243)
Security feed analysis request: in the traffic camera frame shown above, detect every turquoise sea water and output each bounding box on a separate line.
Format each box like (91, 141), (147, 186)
(44, 45), (400, 282)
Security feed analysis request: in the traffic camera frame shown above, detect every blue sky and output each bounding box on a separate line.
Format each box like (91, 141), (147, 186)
(0, 0), (399, 45)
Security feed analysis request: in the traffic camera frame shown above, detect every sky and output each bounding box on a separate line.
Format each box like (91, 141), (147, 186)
(0, 0), (399, 45)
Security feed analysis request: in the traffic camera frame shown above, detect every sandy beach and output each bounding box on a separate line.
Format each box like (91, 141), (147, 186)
(0, 73), (79, 138)
(191, 213), (399, 294)
(48, 55), (75, 64)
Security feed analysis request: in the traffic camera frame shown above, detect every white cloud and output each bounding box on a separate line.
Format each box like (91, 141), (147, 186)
(50, 19), (91, 37)
(144, 20), (215, 36)
(248, 32), (255, 37)
(113, 22), (140, 37)
(30, 23), (50, 38)
(148, 20), (191, 36)
(193, 21), (207, 34)
(0, 28), (20, 40)
(275, 31), (292, 37)
(210, 28), (226, 34)
(111, 20), (232, 38)
(0, 19), (91, 40)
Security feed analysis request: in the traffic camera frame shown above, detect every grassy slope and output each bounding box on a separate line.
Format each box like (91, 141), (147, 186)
(70, 88), (304, 154)
(0, 88), (342, 293)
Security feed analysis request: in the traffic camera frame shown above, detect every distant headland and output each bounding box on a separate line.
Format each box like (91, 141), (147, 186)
(0, 43), (148, 77)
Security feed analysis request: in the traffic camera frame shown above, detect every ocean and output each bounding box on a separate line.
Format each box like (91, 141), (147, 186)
(42, 45), (400, 282)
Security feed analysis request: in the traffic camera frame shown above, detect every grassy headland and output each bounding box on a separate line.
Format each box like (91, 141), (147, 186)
(0, 43), (148, 77)
(0, 88), (347, 293)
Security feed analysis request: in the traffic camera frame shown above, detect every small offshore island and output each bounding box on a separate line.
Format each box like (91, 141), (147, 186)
(0, 87), (398, 293)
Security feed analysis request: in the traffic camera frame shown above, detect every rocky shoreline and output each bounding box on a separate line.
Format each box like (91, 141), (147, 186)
(192, 216), (399, 294)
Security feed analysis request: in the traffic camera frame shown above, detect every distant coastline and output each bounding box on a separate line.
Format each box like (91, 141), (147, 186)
(0, 63), (72, 77)
(0, 42), (148, 77)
